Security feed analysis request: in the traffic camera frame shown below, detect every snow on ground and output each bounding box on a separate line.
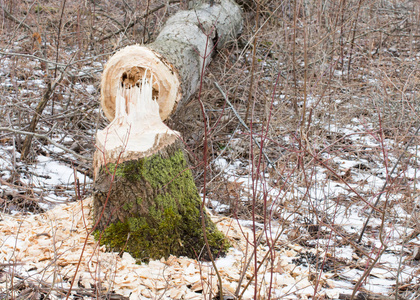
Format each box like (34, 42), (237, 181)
(1, 8), (419, 298)
(0, 145), (91, 211)
(1, 87), (419, 298)
(0, 198), (335, 300)
(209, 119), (420, 298)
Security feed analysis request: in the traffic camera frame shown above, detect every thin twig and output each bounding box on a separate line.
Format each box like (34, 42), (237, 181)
(143, 0), (151, 42)
(122, 0), (134, 13)
(358, 122), (420, 242)
(52, 0), (67, 122)
(98, 0), (181, 42)
(214, 81), (276, 170)
(352, 188), (390, 300)
(20, 81), (54, 160)
(0, 51), (66, 67)
(1, 6), (33, 33)
(0, 51), (114, 75)
(95, 10), (125, 28)
(19, 51), (78, 160)
(65, 131), (129, 299)
(199, 33), (224, 300)
(347, 0), (364, 77)
(244, 0), (259, 124)
(234, 232), (264, 298)
(0, 127), (92, 161)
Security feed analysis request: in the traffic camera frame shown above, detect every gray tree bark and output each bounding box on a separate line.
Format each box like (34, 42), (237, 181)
(93, 0), (243, 262)
(100, 0), (242, 122)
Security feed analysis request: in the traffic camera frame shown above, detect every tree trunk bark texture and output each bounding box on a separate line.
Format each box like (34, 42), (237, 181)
(93, 139), (227, 261)
(93, 0), (242, 262)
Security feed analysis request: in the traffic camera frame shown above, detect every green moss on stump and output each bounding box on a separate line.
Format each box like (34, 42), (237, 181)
(93, 146), (229, 262)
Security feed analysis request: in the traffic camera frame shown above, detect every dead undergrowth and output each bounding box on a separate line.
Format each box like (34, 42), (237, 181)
(0, 0), (420, 299)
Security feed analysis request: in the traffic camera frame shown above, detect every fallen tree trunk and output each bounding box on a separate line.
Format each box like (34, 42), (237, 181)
(93, 0), (242, 262)
(100, 0), (242, 122)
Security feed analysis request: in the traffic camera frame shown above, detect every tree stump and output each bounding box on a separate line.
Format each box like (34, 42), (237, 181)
(93, 74), (229, 261)
(93, 0), (243, 261)
(94, 138), (228, 261)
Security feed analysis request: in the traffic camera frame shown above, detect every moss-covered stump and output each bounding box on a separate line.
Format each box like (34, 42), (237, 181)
(92, 0), (242, 263)
(93, 140), (229, 262)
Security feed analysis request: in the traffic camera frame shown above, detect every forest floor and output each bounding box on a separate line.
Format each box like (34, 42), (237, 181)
(0, 0), (419, 299)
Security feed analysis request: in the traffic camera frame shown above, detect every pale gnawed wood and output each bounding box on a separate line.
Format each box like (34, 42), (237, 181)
(93, 0), (242, 262)
(94, 70), (229, 262)
(94, 71), (178, 178)
(100, 47), (181, 122)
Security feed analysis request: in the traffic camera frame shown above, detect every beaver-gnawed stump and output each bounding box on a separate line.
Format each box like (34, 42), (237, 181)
(93, 74), (229, 262)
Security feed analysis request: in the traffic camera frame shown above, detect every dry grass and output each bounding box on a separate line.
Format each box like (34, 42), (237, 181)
(0, 0), (420, 299)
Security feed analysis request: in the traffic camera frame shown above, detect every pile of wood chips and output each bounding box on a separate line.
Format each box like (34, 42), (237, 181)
(0, 198), (327, 299)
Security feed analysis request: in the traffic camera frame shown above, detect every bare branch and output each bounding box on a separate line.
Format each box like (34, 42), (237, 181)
(214, 81), (276, 170)
(0, 127), (92, 162)
(98, 0), (181, 42)
(1, 6), (33, 33)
